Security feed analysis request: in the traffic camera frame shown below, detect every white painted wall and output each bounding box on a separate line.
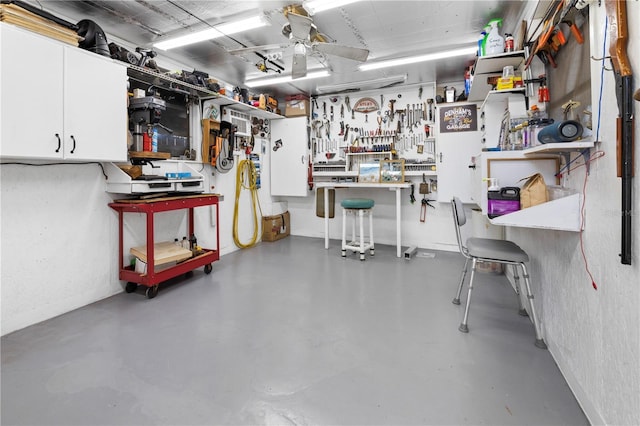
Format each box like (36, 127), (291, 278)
(502, 3), (639, 425)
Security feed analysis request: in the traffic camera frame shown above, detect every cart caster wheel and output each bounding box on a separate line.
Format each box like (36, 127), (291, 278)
(204, 264), (213, 274)
(370, 248), (375, 256)
(146, 285), (159, 299)
(360, 253), (366, 261)
(185, 271), (194, 278)
(125, 282), (137, 293)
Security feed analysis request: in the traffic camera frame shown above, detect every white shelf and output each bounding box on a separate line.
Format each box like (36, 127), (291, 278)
(346, 151), (392, 156)
(405, 170), (437, 177)
(523, 140), (595, 155)
(480, 88), (526, 110)
(469, 50), (526, 102)
(207, 96), (283, 120)
(489, 193), (582, 232)
(313, 171), (357, 177)
(473, 50), (526, 75)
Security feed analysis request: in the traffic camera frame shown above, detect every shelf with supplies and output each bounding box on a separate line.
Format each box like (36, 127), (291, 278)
(127, 64), (218, 98)
(489, 193), (582, 232)
(204, 96), (283, 120)
(469, 50), (526, 102)
(480, 88), (527, 110)
(127, 64), (282, 120)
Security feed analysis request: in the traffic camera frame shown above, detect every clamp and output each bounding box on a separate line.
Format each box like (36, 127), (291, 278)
(420, 198), (435, 222)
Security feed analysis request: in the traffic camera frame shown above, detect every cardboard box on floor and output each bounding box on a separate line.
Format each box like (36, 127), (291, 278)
(262, 211), (290, 242)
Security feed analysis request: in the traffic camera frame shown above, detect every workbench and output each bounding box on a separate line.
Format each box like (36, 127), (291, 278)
(315, 182), (411, 257)
(109, 194), (220, 298)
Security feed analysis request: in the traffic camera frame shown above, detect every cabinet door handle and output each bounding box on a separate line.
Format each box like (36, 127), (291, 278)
(439, 152), (443, 163)
(70, 135), (76, 154)
(55, 133), (61, 153)
(301, 155), (305, 164)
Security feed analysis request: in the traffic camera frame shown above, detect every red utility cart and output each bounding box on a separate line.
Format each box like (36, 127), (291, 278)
(109, 194), (220, 298)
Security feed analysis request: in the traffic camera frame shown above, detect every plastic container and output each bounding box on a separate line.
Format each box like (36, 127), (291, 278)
(151, 128), (158, 152)
(487, 187), (520, 218)
(485, 19), (505, 55)
(505, 33), (515, 52)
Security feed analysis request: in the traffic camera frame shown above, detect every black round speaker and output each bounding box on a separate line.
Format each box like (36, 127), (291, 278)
(538, 120), (584, 144)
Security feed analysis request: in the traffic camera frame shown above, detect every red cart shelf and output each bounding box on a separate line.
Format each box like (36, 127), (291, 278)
(109, 194), (220, 298)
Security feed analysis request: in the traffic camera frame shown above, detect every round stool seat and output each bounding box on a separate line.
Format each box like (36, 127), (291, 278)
(341, 198), (375, 209)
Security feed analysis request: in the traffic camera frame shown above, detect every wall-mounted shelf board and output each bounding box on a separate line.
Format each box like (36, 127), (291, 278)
(523, 140), (595, 155)
(489, 193), (582, 232)
(405, 170), (438, 177)
(480, 88), (527, 110)
(473, 50), (526, 75)
(469, 50), (526, 102)
(127, 65), (218, 98)
(206, 96), (283, 120)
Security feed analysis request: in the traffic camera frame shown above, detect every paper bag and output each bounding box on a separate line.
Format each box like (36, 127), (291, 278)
(519, 173), (548, 208)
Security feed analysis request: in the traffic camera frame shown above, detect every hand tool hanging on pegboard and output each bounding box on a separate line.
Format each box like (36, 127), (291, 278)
(420, 198), (435, 222)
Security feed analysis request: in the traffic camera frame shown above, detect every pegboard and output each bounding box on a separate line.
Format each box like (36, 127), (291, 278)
(311, 83), (438, 177)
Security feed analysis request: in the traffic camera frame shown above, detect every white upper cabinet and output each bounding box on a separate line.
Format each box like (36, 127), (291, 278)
(1, 23), (127, 161)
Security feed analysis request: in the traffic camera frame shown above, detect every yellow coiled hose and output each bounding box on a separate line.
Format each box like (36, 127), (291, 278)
(233, 159), (262, 248)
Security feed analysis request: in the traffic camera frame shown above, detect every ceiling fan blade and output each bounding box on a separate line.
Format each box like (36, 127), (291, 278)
(313, 42), (369, 62)
(227, 44), (288, 55)
(287, 12), (313, 40)
(292, 51), (307, 79)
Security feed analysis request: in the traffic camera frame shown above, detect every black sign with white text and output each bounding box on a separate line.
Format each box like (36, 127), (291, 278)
(439, 104), (477, 133)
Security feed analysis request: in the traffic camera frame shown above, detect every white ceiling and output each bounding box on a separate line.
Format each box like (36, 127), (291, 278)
(28, 0), (533, 98)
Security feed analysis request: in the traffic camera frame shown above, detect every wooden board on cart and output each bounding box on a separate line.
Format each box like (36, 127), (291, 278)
(114, 193), (222, 204)
(130, 241), (192, 265)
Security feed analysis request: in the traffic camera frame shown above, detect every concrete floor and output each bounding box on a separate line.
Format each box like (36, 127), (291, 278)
(2, 236), (587, 425)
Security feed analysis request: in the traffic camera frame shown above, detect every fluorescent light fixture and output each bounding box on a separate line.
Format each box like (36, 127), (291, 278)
(303, 0), (363, 15)
(154, 15), (268, 50)
(245, 70), (330, 88)
(316, 74), (407, 94)
(359, 46), (477, 71)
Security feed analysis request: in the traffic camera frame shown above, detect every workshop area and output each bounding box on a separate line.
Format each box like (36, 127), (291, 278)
(1, 1), (639, 425)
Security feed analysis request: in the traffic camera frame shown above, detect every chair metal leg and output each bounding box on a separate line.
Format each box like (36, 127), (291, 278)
(512, 264), (528, 316)
(459, 258), (477, 333)
(453, 257), (469, 305)
(520, 263), (547, 349)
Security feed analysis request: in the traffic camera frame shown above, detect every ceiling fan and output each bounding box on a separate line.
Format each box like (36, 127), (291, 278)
(228, 6), (369, 79)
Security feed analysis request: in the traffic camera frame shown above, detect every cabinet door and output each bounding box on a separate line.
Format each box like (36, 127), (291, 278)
(270, 116), (309, 197)
(0, 24), (64, 159)
(436, 103), (482, 203)
(63, 48), (127, 161)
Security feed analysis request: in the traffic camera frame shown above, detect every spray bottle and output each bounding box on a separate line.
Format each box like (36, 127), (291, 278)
(485, 19), (505, 55)
(480, 25), (490, 57)
(477, 28), (487, 57)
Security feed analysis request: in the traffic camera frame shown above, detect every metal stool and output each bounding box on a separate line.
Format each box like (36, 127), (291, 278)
(341, 198), (375, 261)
